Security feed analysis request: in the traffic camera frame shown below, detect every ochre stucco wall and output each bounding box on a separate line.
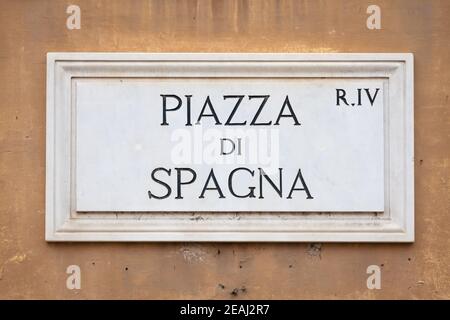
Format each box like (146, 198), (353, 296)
(0, 0), (449, 299)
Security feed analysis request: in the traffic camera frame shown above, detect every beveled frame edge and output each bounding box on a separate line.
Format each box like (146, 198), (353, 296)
(45, 53), (414, 242)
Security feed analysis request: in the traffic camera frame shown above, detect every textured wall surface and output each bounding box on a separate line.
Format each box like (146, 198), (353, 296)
(0, 0), (449, 299)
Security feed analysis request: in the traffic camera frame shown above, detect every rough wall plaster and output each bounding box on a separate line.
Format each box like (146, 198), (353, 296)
(0, 0), (448, 299)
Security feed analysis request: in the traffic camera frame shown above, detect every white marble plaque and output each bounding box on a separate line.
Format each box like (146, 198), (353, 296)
(46, 53), (414, 242)
(75, 78), (384, 212)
